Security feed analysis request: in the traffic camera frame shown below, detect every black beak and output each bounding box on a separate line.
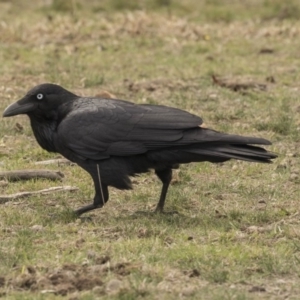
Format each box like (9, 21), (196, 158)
(3, 99), (36, 117)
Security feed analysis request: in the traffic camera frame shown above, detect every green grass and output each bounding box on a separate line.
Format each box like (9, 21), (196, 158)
(1, 0), (300, 299)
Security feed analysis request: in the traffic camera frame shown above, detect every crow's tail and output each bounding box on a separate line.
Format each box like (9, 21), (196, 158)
(184, 143), (276, 163)
(148, 128), (277, 164)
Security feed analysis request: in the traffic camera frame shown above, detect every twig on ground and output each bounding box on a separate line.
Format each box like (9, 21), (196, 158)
(0, 186), (79, 204)
(0, 170), (64, 182)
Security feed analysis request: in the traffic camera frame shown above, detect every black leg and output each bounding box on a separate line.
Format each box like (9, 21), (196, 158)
(154, 168), (172, 213)
(74, 182), (109, 216)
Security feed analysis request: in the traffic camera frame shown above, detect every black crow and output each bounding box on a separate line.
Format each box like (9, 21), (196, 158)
(3, 83), (277, 215)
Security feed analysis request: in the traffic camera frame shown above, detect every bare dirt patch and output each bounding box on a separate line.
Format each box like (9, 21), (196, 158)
(124, 77), (201, 93)
(212, 75), (268, 92)
(3, 257), (134, 296)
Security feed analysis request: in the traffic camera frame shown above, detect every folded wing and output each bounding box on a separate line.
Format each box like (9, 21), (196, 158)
(56, 98), (203, 160)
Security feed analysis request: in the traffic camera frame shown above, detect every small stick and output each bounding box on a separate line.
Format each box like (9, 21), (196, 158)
(34, 159), (73, 166)
(0, 170), (64, 182)
(97, 164), (105, 206)
(0, 186), (78, 204)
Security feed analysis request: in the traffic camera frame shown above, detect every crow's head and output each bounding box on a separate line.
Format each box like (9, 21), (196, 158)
(3, 83), (76, 119)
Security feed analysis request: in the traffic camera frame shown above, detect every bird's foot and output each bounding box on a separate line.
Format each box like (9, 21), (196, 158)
(74, 203), (103, 216)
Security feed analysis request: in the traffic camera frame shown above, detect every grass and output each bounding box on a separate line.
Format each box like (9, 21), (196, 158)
(1, 0), (300, 299)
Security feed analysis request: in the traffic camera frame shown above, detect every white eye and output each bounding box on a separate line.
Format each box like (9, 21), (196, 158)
(36, 93), (43, 100)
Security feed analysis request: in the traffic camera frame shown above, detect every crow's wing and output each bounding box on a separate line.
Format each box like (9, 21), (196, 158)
(56, 98), (203, 160)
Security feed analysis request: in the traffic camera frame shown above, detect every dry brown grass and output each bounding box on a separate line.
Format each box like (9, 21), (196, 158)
(1, 1), (300, 299)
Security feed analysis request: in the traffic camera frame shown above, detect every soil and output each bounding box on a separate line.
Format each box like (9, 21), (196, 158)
(3, 257), (134, 296)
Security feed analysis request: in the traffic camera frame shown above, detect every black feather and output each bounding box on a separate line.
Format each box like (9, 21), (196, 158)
(3, 83), (277, 215)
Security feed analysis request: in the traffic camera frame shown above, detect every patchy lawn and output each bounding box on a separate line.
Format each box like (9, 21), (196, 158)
(1, 0), (300, 299)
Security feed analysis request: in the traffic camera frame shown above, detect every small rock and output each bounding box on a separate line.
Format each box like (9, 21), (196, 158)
(0, 180), (8, 187)
(87, 250), (97, 259)
(30, 225), (44, 232)
(246, 226), (261, 233)
(5, 87), (14, 93)
(106, 279), (122, 294)
(290, 173), (299, 181)
(137, 228), (148, 238)
(249, 286), (266, 293)
(232, 164), (238, 170)
(164, 237), (173, 245)
(181, 287), (195, 296)
(208, 93), (218, 99)
(81, 259), (89, 266)
(92, 285), (103, 295)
